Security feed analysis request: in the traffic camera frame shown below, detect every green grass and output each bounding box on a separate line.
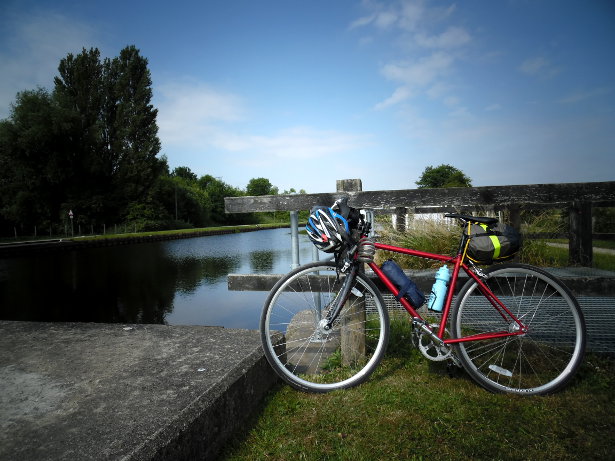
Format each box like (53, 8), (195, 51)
(75, 222), (288, 241)
(222, 347), (615, 461)
(375, 220), (615, 271)
(538, 243), (615, 271)
(223, 317), (615, 460)
(0, 222), (290, 244)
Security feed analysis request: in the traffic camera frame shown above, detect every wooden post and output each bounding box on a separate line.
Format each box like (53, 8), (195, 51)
(569, 200), (593, 266)
(508, 204), (521, 231)
(336, 178), (362, 192)
(395, 207), (407, 232)
(335, 179), (367, 365)
(341, 292), (366, 366)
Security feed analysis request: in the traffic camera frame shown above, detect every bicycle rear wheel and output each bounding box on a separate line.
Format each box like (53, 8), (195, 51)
(451, 263), (586, 395)
(261, 261), (389, 393)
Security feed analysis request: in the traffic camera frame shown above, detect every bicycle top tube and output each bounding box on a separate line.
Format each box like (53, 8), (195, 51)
(363, 239), (526, 344)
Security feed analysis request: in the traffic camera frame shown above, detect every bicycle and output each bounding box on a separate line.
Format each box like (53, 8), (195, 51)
(260, 200), (586, 395)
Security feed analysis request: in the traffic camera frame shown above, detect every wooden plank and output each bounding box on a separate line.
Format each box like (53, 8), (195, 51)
(225, 181), (615, 213)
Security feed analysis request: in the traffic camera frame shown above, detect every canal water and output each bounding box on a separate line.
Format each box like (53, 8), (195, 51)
(0, 228), (315, 330)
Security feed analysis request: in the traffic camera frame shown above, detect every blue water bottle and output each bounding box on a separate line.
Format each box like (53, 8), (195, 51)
(427, 266), (450, 312)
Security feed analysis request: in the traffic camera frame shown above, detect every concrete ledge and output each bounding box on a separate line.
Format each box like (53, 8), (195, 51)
(228, 267), (615, 296)
(0, 321), (279, 461)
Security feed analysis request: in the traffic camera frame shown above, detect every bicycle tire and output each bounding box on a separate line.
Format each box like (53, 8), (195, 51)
(261, 261), (389, 393)
(451, 263), (586, 395)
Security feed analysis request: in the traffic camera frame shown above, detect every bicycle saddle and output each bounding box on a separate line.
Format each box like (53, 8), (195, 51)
(444, 213), (499, 226)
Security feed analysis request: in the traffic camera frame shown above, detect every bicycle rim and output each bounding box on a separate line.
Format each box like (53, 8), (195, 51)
(452, 264), (586, 395)
(261, 261), (389, 392)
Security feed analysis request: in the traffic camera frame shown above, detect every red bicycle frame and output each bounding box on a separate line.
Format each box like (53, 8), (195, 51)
(366, 242), (527, 344)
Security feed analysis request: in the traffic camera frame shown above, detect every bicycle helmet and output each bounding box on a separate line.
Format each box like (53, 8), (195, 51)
(306, 206), (350, 253)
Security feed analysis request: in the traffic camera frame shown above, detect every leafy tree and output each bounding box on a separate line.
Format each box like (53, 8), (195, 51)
(0, 88), (72, 230)
(416, 164), (472, 188)
(104, 45), (161, 211)
(0, 45), (163, 234)
(172, 166), (198, 182)
(198, 175), (246, 225)
(247, 177), (276, 196)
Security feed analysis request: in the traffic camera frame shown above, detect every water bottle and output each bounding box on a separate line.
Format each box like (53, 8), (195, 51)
(427, 266), (450, 312)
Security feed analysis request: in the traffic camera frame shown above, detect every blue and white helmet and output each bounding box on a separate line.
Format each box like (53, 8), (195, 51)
(306, 207), (350, 253)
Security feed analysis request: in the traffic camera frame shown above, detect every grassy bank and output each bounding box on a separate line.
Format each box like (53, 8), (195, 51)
(0, 222), (291, 245)
(74, 222), (290, 241)
(375, 220), (615, 271)
(222, 219), (615, 461)
(223, 346), (615, 461)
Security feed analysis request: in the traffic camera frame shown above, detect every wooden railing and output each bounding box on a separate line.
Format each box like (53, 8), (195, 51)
(226, 179), (615, 267)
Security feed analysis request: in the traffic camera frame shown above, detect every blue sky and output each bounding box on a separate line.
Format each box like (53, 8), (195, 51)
(1, 0), (614, 194)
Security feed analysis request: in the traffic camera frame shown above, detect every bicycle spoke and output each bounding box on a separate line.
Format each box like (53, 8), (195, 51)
(261, 261), (389, 392)
(452, 264), (585, 395)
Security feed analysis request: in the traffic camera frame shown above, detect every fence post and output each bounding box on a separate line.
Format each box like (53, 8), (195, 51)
(335, 179), (367, 365)
(569, 200), (593, 266)
(394, 207), (408, 232)
(508, 204), (521, 231)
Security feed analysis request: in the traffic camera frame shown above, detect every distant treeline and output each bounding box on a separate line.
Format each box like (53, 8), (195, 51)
(0, 46), (299, 237)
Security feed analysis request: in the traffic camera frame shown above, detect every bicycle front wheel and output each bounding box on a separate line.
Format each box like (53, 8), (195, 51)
(261, 261), (389, 393)
(451, 263), (586, 395)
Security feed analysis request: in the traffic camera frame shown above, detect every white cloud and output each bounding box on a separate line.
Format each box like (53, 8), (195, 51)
(376, 52), (454, 108)
(382, 52), (454, 87)
(0, 11), (97, 119)
(248, 127), (369, 159)
(414, 26), (471, 49)
(156, 80), (369, 166)
(374, 86), (412, 110)
(156, 81), (246, 147)
(349, 0), (425, 32)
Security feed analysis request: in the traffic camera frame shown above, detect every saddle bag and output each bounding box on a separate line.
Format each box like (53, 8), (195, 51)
(465, 222), (521, 264)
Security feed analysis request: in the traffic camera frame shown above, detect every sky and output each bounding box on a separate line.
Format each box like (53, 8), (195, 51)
(1, 0), (614, 194)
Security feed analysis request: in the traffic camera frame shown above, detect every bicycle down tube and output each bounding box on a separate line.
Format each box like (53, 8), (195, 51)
(366, 242), (528, 344)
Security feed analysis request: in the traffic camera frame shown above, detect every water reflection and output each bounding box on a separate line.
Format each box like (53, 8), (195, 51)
(0, 228), (314, 329)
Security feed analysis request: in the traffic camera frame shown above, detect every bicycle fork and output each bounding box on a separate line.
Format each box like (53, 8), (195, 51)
(318, 264), (359, 332)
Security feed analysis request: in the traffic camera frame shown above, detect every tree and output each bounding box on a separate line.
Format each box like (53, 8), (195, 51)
(198, 175), (246, 225)
(416, 164), (472, 188)
(246, 177), (276, 196)
(0, 88), (72, 231)
(105, 45), (161, 209)
(0, 45), (163, 234)
(172, 166), (197, 182)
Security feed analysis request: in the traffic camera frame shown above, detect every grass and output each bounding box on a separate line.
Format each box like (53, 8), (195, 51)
(0, 222), (290, 244)
(374, 218), (615, 271)
(222, 316), (615, 461)
(75, 222), (289, 240)
(222, 216), (615, 460)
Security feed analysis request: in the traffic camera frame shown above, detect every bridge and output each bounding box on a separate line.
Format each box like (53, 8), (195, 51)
(225, 179), (615, 354)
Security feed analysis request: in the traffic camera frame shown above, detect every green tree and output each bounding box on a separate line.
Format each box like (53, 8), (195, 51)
(0, 45), (163, 235)
(0, 88), (72, 231)
(247, 177), (276, 196)
(198, 175), (245, 225)
(105, 45), (162, 213)
(416, 164), (472, 188)
(173, 166), (198, 182)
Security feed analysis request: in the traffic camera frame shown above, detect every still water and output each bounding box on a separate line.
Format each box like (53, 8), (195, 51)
(0, 228), (315, 330)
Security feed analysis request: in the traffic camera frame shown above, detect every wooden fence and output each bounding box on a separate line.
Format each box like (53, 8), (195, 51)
(225, 179), (615, 267)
